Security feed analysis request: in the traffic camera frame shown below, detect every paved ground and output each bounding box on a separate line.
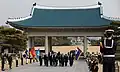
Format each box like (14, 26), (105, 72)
(6, 60), (89, 72)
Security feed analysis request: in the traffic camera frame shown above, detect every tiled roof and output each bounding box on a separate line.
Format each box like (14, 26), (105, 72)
(7, 3), (112, 28)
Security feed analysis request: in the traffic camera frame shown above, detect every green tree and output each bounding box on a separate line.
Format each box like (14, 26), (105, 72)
(0, 26), (27, 53)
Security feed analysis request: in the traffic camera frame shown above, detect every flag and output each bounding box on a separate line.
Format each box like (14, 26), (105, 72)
(30, 47), (36, 58)
(75, 47), (82, 60)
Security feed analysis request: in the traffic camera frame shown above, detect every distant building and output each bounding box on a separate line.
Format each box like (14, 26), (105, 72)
(6, 3), (113, 57)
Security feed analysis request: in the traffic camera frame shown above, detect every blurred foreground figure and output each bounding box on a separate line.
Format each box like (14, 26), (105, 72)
(100, 27), (119, 72)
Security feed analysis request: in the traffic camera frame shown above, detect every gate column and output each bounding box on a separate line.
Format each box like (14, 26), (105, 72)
(45, 35), (49, 54)
(48, 36), (52, 52)
(83, 36), (87, 58)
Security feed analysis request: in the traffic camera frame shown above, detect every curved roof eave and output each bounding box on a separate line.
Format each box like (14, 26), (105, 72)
(101, 15), (120, 21)
(7, 3), (101, 22)
(8, 16), (32, 22)
(8, 21), (108, 28)
(7, 3), (120, 23)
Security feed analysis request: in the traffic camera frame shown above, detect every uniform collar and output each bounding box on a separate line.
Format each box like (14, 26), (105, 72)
(104, 36), (112, 40)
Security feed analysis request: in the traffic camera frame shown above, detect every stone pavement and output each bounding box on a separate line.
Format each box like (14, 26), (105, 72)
(6, 60), (89, 72)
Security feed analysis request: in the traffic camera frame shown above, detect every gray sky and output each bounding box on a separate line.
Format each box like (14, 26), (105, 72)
(0, 0), (120, 26)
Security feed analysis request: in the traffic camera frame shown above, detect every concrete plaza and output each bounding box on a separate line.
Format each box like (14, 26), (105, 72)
(6, 60), (89, 72)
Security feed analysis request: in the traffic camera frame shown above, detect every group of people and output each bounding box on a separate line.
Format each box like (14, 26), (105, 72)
(86, 53), (99, 72)
(1, 51), (75, 71)
(0, 50), (76, 71)
(1, 53), (13, 71)
(1, 53), (25, 71)
(39, 51), (74, 67)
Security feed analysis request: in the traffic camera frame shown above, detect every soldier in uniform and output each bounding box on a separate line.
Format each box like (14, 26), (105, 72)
(64, 54), (68, 66)
(100, 28), (118, 72)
